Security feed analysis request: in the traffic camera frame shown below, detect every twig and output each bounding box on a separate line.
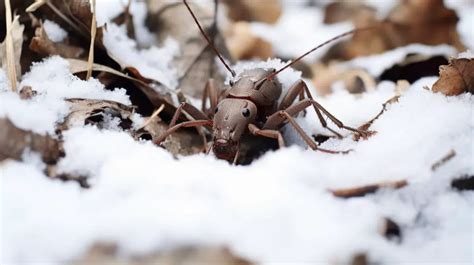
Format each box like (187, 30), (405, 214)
(139, 104), (165, 130)
(86, 0), (97, 80)
(330, 180), (408, 198)
(4, 0), (17, 92)
(431, 149), (456, 171)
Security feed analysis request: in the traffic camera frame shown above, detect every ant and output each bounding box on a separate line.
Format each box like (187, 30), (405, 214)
(155, 0), (371, 164)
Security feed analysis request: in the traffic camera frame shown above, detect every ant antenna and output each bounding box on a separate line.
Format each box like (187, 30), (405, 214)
(263, 26), (376, 81)
(182, 0), (236, 77)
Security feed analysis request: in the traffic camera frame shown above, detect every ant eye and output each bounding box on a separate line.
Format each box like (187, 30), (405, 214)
(241, 108), (250, 118)
(229, 80), (234, 86)
(214, 107), (219, 113)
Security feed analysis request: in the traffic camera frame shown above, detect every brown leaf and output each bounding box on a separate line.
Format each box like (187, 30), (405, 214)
(323, 2), (376, 25)
(57, 98), (136, 132)
(223, 0), (282, 24)
(29, 22), (85, 58)
(432, 57), (474, 96)
(66, 59), (178, 117)
(0, 118), (63, 164)
(224, 21), (273, 60)
(134, 113), (205, 157)
(27, 0), (105, 49)
(323, 0), (465, 61)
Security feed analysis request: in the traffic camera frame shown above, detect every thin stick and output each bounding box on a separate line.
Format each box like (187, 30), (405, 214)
(264, 27), (376, 81)
(431, 149), (456, 171)
(4, 0), (17, 92)
(86, 0), (97, 80)
(182, 0), (236, 77)
(330, 180), (408, 198)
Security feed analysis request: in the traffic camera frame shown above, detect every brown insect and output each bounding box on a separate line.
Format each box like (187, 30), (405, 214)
(155, 0), (370, 164)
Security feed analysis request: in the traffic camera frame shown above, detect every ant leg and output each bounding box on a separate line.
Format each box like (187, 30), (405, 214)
(269, 99), (367, 137)
(279, 80), (367, 138)
(201, 79), (220, 115)
(154, 120), (212, 145)
(278, 111), (351, 154)
(169, 102), (212, 151)
(248, 124), (285, 148)
(170, 102), (211, 127)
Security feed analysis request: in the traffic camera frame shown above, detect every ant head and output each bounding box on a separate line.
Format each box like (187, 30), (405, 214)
(212, 99), (257, 160)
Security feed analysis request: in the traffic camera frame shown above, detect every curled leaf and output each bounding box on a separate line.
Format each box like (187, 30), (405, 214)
(432, 57), (474, 96)
(58, 98), (135, 132)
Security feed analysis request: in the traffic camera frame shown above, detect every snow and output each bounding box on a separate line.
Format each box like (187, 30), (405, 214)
(2, 70), (473, 263)
(1, 1), (473, 265)
(458, 50), (474, 59)
(43, 20), (67, 43)
(342, 44), (457, 77)
(103, 23), (180, 89)
(0, 56), (130, 134)
(251, 4), (353, 62)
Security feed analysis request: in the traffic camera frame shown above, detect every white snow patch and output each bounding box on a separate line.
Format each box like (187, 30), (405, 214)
(251, 5), (353, 62)
(103, 23), (179, 89)
(342, 44), (457, 77)
(43, 20), (67, 43)
(0, 56), (131, 134)
(458, 50), (474, 59)
(2, 76), (473, 263)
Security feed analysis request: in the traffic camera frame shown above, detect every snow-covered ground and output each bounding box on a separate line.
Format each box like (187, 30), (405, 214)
(1, 0), (473, 264)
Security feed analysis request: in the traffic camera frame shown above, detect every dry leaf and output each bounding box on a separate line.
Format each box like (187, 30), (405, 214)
(223, 0), (282, 24)
(29, 22), (85, 58)
(66, 59), (178, 116)
(323, 1), (376, 25)
(57, 98), (135, 132)
(432, 57), (474, 96)
(224, 21), (273, 60)
(0, 118), (63, 164)
(323, 0), (465, 61)
(134, 113), (205, 156)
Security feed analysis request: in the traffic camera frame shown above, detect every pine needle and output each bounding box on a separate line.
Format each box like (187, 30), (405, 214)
(4, 0), (17, 92)
(86, 0), (97, 80)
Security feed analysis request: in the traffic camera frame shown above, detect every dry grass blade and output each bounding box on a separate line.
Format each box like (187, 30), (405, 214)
(86, 0), (97, 80)
(26, 0), (47, 12)
(139, 104), (165, 130)
(4, 0), (17, 92)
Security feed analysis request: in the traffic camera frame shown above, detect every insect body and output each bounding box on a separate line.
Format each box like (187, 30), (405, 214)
(154, 0), (369, 163)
